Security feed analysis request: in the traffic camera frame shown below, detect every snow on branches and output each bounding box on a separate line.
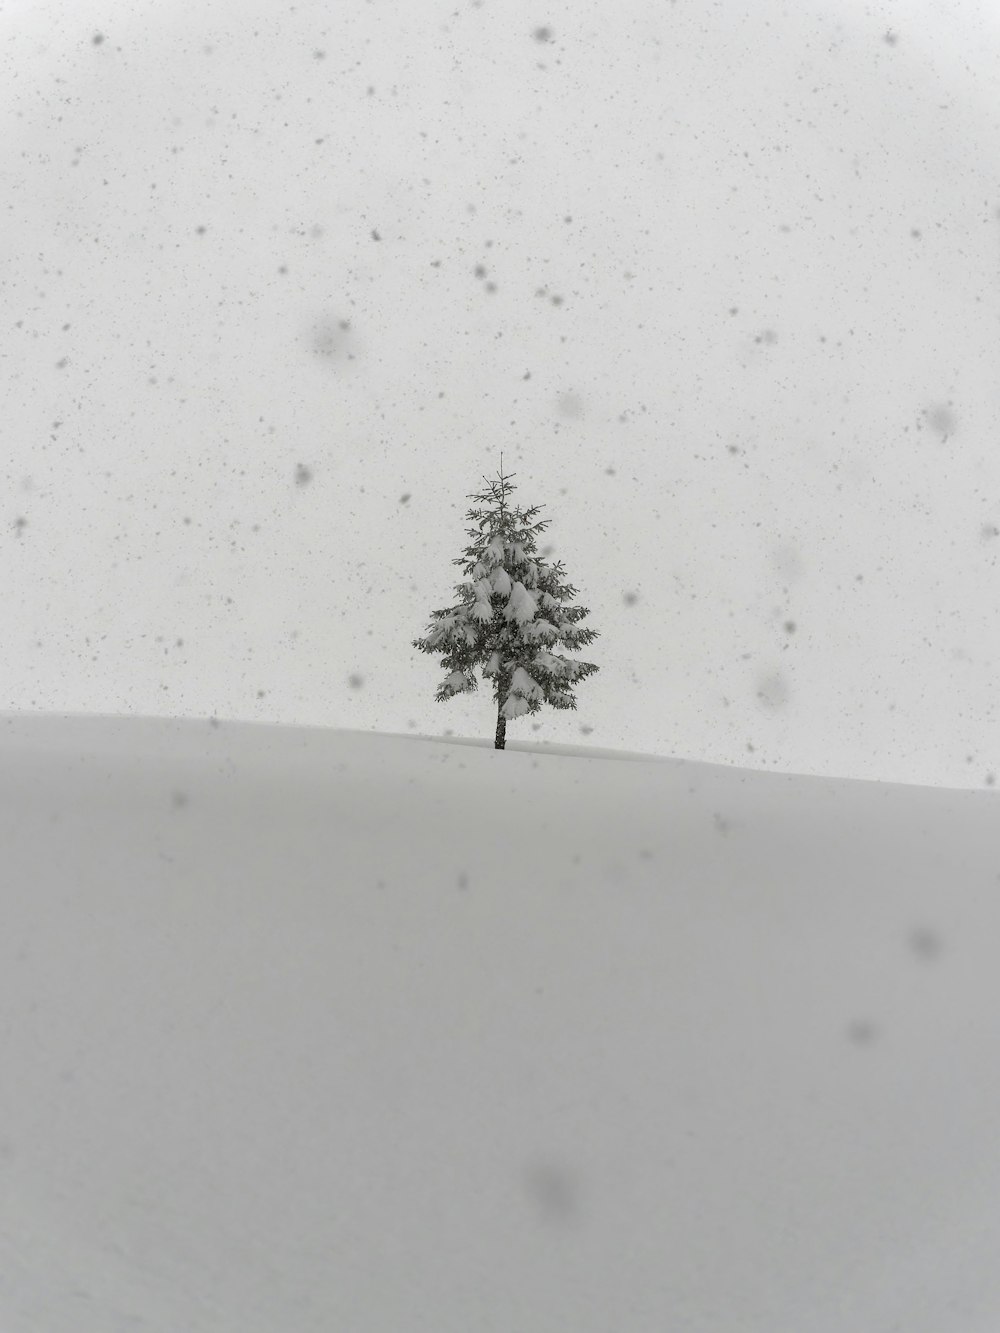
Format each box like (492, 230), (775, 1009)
(413, 465), (599, 747)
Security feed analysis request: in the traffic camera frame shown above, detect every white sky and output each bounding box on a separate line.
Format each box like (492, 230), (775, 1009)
(3, 0), (1000, 787)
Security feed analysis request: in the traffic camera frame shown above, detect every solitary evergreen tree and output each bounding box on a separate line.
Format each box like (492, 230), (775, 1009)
(413, 465), (599, 749)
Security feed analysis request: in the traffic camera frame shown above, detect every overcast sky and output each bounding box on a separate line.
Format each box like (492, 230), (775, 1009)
(3, 0), (1000, 787)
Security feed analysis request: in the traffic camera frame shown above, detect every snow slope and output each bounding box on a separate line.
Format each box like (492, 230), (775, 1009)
(1, 712), (999, 1332)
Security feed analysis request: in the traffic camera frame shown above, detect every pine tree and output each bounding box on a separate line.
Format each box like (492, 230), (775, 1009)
(413, 464), (599, 749)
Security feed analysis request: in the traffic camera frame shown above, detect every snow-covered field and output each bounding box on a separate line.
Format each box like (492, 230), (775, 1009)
(2, 711), (999, 1332)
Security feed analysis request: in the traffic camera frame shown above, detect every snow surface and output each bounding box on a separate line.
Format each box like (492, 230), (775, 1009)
(2, 711), (1000, 1332)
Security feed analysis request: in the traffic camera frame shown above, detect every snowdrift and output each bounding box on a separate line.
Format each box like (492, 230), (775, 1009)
(1, 712), (999, 1332)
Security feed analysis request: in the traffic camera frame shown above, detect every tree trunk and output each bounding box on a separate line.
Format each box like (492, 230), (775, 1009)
(494, 667), (508, 749)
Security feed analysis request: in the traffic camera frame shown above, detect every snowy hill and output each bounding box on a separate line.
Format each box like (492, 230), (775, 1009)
(2, 712), (999, 1332)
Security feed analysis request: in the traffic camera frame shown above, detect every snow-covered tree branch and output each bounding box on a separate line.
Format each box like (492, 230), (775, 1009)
(413, 465), (599, 749)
